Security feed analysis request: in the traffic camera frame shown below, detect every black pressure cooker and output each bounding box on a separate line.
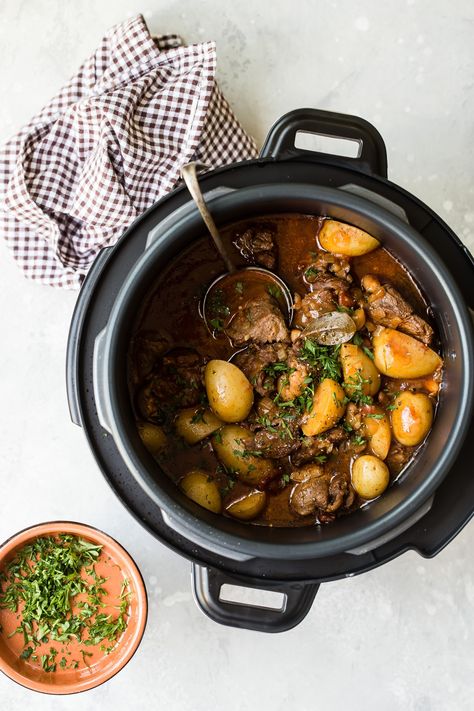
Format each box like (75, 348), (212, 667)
(66, 109), (474, 633)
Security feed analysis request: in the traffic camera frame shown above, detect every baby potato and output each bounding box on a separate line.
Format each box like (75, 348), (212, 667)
(226, 491), (267, 520)
(205, 360), (254, 423)
(212, 425), (274, 485)
(175, 407), (222, 444)
(301, 379), (346, 436)
(341, 344), (381, 397)
(137, 421), (167, 457)
(373, 327), (442, 378)
(363, 408), (391, 460)
(319, 220), (380, 256)
(351, 455), (390, 499)
(180, 470), (222, 513)
(390, 391), (434, 446)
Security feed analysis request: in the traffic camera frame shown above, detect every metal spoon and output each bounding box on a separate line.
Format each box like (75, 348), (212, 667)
(180, 162), (293, 334)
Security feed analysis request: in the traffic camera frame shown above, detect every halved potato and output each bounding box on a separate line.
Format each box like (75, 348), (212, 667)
(373, 327), (442, 378)
(390, 391), (434, 446)
(319, 220), (380, 256)
(226, 491), (267, 520)
(301, 379), (346, 436)
(175, 407), (223, 444)
(363, 407), (391, 460)
(205, 360), (254, 422)
(211, 425), (274, 485)
(137, 421), (167, 457)
(341, 344), (381, 397)
(180, 470), (222, 513)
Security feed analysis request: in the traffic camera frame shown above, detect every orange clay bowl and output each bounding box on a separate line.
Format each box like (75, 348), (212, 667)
(0, 521), (147, 695)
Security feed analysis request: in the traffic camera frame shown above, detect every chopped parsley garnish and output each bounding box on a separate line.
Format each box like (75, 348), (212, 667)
(299, 339), (342, 382)
(304, 267), (319, 280)
(235, 281), (244, 295)
(0, 535), (131, 672)
(267, 284), (282, 300)
(352, 434), (367, 446)
(343, 372), (373, 405)
(209, 317), (224, 332)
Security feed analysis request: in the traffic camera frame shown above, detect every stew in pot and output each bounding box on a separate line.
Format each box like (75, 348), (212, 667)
(128, 215), (443, 527)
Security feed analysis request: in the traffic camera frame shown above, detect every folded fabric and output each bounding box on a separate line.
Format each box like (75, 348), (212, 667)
(0, 14), (258, 288)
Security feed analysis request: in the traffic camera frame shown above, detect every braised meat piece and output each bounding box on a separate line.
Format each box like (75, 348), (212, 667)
(291, 427), (346, 466)
(254, 425), (300, 459)
(277, 353), (310, 402)
(225, 292), (289, 346)
(361, 275), (433, 345)
(386, 441), (414, 475)
(131, 330), (171, 381)
(293, 274), (354, 329)
(233, 343), (288, 396)
(135, 348), (205, 422)
(304, 252), (352, 282)
(289, 464), (354, 517)
(233, 226), (277, 270)
(251, 396), (301, 459)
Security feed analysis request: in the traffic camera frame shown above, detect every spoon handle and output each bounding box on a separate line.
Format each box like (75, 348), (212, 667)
(181, 162), (236, 273)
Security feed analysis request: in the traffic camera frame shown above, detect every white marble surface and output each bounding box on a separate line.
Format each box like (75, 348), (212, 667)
(1, 1), (474, 709)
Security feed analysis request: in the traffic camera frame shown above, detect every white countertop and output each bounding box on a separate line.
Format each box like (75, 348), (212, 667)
(1, 1), (474, 710)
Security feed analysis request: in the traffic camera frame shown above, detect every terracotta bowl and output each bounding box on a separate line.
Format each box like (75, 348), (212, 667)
(0, 521), (147, 694)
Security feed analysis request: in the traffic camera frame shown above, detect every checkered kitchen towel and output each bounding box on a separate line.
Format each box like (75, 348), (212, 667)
(0, 14), (258, 288)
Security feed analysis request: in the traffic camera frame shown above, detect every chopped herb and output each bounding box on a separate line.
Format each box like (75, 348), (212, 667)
(213, 430), (223, 444)
(235, 281), (244, 295)
(190, 409), (206, 424)
(280, 473), (291, 485)
(366, 413), (385, 420)
(344, 372), (373, 405)
(20, 646), (34, 660)
(363, 346), (374, 360)
(267, 284), (282, 300)
(304, 267), (319, 280)
(299, 339), (342, 382)
(386, 391), (401, 411)
(59, 657), (67, 669)
(209, 317), (224, 332)
(352, 332), (363, 346)
(352, 434), (367, 446)
(313, 454), (328, 463)
(0, 535), (131, 672)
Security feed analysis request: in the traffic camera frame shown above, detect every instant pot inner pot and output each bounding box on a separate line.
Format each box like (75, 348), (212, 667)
(108, 186), (471, 553)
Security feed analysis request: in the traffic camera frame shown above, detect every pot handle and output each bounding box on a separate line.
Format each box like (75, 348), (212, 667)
(192, 564), (319, 633)
(260, 108), (388, 178)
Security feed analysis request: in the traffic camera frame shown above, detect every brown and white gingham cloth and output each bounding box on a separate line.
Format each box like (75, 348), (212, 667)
(0, 14), (258, 288)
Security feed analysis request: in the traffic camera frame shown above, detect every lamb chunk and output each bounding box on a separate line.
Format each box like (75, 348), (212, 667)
(252, 396), (301, 458)
(386, 441), (415, 475)
(225, 292), (289, 346)
(304, 252), (352, 282)
(233, 343), (288, 396)
(278, 353), (309, 401)
(289, 465), (353, 516)
(291, 427), (345, 466)
(233, 226), (277, 270)
(254, 424), (300, 459)
(293, 274), (353, 329)
(135, 348), (205, 422)
(132, 330), (171, 381)
(361, 275), (433, 345)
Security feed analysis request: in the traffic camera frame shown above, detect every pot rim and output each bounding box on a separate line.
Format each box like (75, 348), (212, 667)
(100, 183), (474, 560)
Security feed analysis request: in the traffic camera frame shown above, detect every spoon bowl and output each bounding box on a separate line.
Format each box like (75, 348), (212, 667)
(181, 162), (293, 335)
